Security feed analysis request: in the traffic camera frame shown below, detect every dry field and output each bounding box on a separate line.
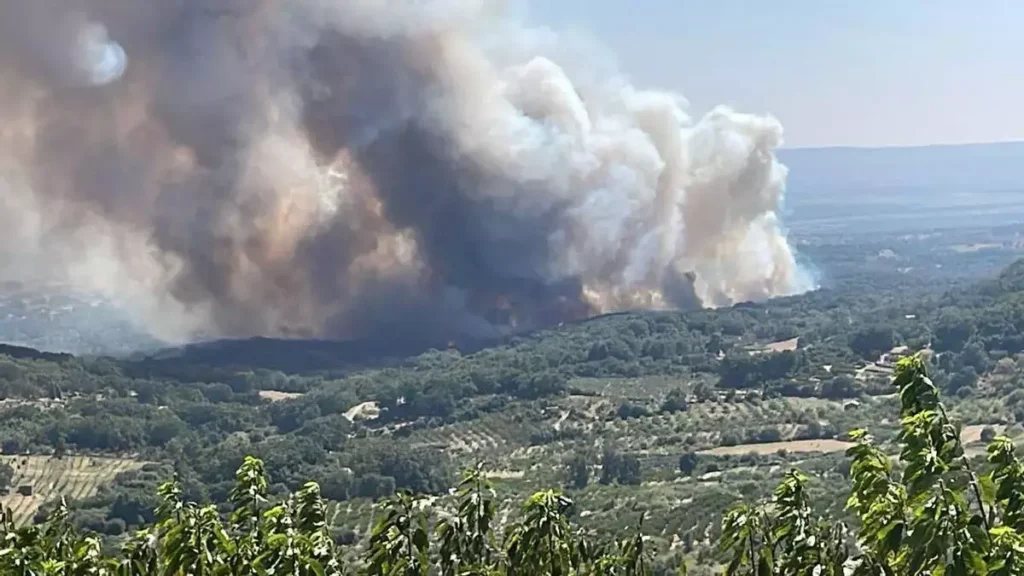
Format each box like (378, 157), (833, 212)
(960, 424), (1004, 444)
(258, 390), (304, 402)
(764, 338), (799, 353)
(699, 439), (855, 456)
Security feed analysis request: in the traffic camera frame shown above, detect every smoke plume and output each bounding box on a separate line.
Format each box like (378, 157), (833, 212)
(0, 0), (812, 344)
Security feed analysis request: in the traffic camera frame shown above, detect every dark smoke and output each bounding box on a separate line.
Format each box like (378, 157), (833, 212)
(0, 0), (811, 345)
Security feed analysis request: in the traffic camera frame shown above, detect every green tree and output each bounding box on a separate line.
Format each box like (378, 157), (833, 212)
(661, 387), (689, 414)
(617, 454), (643, 486)
(600, 448), (621, 485)
(52, 433), (67, 459)
(693, 381), (716, 402)
(0, 462), (12, 491)
(849, 325), (895, 360)
(721, 470), (846, 575)
(566, 452), (590, 490)
(678, 453), (699, 476)
(436, 465), (498, 575)
(721, 354), (1024, 575)
(367, 490), (430, 576)
(505, 490), (577, 575)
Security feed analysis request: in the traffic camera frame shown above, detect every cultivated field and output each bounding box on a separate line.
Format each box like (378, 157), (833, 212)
(0, 455), (145, 526)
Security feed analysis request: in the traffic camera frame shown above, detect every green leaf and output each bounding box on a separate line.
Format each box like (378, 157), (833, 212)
(413, 527), (430, 552)
(980, 474), (998, 505)
(725, 553), (743, 576)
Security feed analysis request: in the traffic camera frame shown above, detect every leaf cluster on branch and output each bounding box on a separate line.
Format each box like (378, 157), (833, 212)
(721, 355), (1024, 575)
(0, 460), (655, 576)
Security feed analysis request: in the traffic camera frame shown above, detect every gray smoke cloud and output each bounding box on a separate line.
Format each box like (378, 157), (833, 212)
(0, 0), (813, 345)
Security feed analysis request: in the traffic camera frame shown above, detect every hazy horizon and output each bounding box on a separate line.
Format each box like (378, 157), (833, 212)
(783, 140), (1024, 151)
(527, 0), (1024, 149)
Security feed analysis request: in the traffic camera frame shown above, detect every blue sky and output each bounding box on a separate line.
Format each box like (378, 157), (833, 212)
(525, 0), (1024, 148)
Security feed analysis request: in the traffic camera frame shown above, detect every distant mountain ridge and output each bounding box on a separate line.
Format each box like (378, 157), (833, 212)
(778, 141), (1024, 194)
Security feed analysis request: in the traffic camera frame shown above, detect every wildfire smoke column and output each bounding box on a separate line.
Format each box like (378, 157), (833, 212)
(0, 0), (813, 344)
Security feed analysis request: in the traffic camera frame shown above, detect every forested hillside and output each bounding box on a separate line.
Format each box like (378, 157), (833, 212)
(5, 259), (1024, 571)
(5, 356), (1024, 574)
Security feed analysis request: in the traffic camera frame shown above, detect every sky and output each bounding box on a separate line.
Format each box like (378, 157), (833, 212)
(525, 0), (1024, 149)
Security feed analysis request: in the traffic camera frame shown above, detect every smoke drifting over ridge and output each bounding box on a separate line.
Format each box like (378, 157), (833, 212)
(0, 0), (812, 344)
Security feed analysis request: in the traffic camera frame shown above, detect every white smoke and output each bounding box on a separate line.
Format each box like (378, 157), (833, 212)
(0, 0), (814, 344)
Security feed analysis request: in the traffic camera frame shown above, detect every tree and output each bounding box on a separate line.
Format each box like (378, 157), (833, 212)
(961, 339), (992, 374)
(436, 465), (498, 575)
(52, 434), (67, 459)
(849, 325), (896, 360)
(693, 381), (715, 402)
(661, 387), (689, 413)
(566, 452), (590, 489)
(367, 490), (431, 576)
(678, 453), (699, 476)
(617, 401), (649, 420)
(820, 374), (857, 399)
(1, 437), (24, 455)
(600, 448), (621, 485)
(617, 454), (643, 486)
(950, 365), (980, 393)
(600, 448), (642, 486)
(0, 462), (12, 491)
(934, 309), (975, 352)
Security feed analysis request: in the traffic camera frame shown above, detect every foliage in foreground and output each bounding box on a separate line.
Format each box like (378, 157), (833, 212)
(719, 355), (1024, 575)
(0, 456), (655, 575)
(7, 355), (1024, 574)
